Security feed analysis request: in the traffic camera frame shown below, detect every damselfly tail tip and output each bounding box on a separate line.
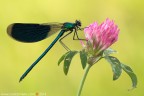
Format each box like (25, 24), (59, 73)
(19, 76), (24, 82)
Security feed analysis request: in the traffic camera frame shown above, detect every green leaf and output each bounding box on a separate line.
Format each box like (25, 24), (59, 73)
(80, 50), (87, 69)
(58, 51), (70, 66)
(104, 48), (117, 56)
(121, 63), (137, 88)
(105, 56), (122, 80)
(64, 51), (78, 75)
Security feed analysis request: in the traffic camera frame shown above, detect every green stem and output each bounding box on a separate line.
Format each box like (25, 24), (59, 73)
(77, 64), (92, 96)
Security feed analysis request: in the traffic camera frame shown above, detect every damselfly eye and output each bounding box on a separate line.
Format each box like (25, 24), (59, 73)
(76, 20), (81, 27)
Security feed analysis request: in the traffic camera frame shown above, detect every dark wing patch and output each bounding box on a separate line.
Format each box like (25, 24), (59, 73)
(7, 23), (51, 42)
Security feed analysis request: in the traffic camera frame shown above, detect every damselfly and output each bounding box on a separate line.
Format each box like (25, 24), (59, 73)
(7, 20), (84, 82)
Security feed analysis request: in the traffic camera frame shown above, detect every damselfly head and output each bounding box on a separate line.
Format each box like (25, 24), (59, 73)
(75, 20), (81, 27)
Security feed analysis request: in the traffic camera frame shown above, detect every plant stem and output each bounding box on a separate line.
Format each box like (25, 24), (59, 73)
(77, 64), (92, 96)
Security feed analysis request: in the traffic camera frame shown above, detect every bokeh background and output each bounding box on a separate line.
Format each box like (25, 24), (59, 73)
(0, 0), (144, 96)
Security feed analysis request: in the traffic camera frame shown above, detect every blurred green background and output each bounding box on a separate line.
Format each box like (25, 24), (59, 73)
(0, 0), (144, 96)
